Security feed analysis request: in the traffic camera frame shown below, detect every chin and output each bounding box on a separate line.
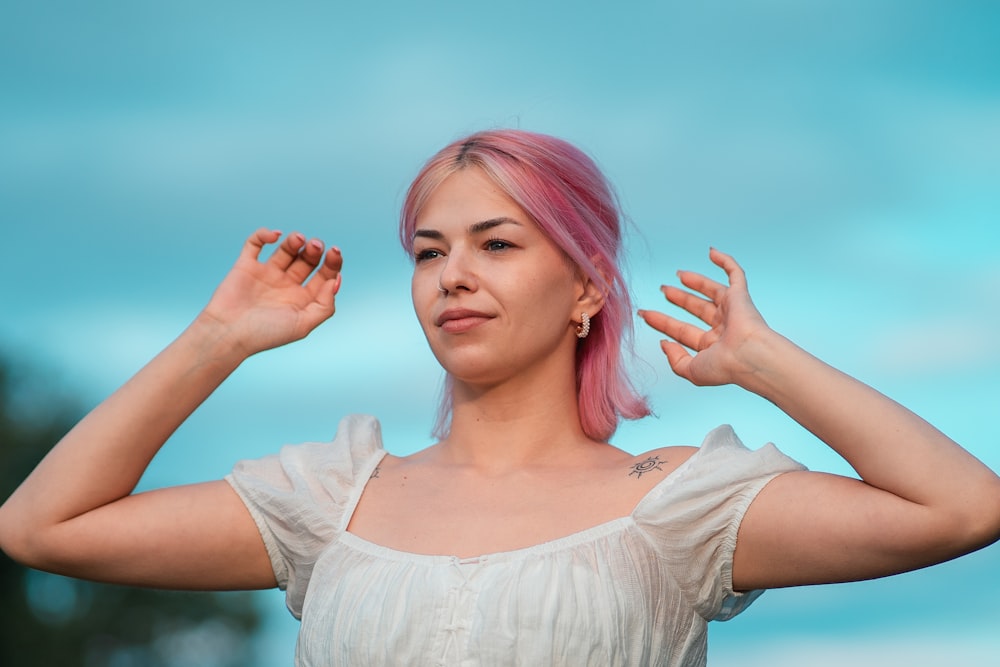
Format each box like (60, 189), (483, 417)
(440, 363), (510, 389)
(430, 349), (513, 388)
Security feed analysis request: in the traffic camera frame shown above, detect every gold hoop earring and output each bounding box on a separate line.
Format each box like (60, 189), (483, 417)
(576, 312), (591, 339)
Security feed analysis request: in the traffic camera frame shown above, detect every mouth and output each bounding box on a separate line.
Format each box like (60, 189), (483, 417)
(435, 308), (494, 333)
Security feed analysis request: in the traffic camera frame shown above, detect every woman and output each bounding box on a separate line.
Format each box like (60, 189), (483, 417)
(1, 129), (998, 666)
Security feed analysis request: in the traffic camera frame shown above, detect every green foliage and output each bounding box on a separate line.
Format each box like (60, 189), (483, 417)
(0, 359), (262, 667)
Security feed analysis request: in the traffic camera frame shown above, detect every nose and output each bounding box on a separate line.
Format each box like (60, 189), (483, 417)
(437, 248), (477, 295)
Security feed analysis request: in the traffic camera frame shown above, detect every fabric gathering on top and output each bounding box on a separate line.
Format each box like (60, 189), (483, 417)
(226, 414), (806, 667)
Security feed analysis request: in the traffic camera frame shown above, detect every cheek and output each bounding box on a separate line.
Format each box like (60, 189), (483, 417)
(513, 271), (577, 326)
(410, 277), (434, 327)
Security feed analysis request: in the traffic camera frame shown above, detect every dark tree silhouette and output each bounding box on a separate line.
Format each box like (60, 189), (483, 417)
(0, 357), (262, 667)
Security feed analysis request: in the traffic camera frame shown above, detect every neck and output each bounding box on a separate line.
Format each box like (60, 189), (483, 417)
(439, 360), (599, 471)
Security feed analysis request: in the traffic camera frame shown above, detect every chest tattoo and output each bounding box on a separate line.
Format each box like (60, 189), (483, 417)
(369, 466), (381, 480)
(628, 455), (665, 479)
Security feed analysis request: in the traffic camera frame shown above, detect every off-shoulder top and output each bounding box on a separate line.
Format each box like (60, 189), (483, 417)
(226, 414), (805, 666)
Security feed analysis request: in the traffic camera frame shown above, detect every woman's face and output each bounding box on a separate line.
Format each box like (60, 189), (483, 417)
(410, 167), (590, 388)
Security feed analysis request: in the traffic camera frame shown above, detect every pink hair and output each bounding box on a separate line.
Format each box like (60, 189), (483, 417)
(400, 129), (650, 441)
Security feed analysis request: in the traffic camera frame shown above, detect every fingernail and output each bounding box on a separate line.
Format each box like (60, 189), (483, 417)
(310, 239), (323, 250)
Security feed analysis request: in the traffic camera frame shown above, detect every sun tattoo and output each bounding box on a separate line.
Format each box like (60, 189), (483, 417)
(628, 456), (665, 479)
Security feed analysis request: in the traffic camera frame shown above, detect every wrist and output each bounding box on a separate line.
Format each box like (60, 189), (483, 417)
(731, 328), (803, 398)
(182, 315), (254, 371)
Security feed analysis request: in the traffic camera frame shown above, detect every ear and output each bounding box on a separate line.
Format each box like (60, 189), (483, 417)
(573, 260), (608, 319)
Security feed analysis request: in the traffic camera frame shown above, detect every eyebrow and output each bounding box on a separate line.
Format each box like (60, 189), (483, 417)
(413, 217), (522, 242)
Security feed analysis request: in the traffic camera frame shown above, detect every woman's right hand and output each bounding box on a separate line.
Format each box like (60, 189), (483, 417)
(198, 228), (344, 357)
(0, 228), (344, 590)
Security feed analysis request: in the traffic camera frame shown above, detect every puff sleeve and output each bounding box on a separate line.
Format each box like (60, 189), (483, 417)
(633, 425), (806, 622)
(224, 414), (385, 618)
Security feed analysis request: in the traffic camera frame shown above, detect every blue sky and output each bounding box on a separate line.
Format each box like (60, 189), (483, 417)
(2, 1), (998, 664)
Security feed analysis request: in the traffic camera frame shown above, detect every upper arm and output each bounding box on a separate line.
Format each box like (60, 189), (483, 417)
(9, 480), (277, 591)
(732, 470), (972, 591)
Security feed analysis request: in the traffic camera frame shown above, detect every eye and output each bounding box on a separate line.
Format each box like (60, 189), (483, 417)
(414, 248), (442, 262)
(485, 237), (514, 252)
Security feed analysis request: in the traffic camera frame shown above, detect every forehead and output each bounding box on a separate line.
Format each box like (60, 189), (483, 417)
(414, 168), (530, 231)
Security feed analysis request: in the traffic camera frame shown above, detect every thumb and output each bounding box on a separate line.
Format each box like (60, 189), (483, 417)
(660, 340), (693, 382)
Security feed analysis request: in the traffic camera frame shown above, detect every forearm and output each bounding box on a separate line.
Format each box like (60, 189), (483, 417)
(652, 250), (1000, 586)
(0, 317), (246, 538)
(740, 329), (1000, 512)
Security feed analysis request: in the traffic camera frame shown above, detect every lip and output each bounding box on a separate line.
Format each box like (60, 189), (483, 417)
(435, 308), (494, 333)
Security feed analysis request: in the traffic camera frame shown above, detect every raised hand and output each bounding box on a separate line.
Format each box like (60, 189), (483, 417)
(639, 248), (771, 387)
(199, 228), (344, 357)
(0, 227), (345, 590)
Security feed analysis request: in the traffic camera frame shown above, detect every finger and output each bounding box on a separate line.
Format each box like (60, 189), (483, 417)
(660, 284), (717, 325)
(300, 287), (339, 329)
(660, 340), (695, 382)
(316, 245), (344, 279)
(239, 228), (283, 262)
(285, 237), (326, 283)
(306, 247), (344, 302)
(708, 247), (748, 290)
(301, 251), (344, 326)
(637, 308), (670, 335)
(265, 232), (308, 270)
(639, 309), (708, 351)
(676, 269), (727, 303)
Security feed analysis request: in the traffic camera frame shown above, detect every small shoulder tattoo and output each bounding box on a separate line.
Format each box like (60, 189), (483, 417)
(628, 455), (665, 479)
(369, 466), (381, 480)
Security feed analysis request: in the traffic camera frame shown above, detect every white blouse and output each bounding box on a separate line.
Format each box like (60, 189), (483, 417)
(226, 414), (804, 667)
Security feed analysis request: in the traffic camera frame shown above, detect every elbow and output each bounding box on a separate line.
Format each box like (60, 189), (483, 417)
(0, 502), (56, 571)
(970, 478), (1000, 549)
(0, 503), (34, 567)
(0, 503), (27, 565)
(0, 504), (114, 579)
(941, 475), (1000, 557)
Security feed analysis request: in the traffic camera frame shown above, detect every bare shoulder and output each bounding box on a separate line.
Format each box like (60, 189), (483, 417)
(369, 447), (433, 476)
(588, 445), (701, 515)
(623, 446), (699, 481)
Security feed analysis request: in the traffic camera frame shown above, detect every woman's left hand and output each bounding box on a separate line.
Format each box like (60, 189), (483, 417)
(642, 248), (1000, 592)
(639, 247), (772, 387)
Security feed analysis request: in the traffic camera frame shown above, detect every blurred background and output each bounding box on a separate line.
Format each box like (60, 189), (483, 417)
(1, 1), (998, 665)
